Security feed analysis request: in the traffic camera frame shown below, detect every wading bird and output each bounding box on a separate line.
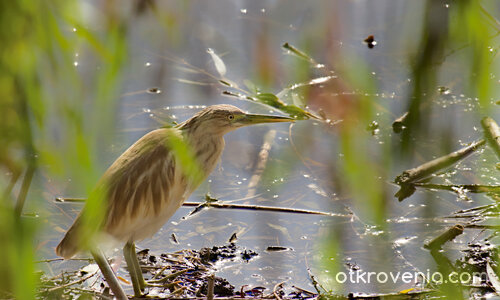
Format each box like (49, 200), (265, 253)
(56, 104), (293, 299)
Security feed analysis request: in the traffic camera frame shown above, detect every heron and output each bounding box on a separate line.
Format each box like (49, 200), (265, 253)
(56, 104), (293, 299)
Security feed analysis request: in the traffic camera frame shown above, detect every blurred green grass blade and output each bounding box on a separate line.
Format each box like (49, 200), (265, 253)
(165, 130), (205, 187)
(276, 75), (336, 98)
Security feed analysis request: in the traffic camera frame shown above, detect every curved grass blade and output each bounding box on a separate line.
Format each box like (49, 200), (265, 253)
(207, 48), (227, 77)
(276, 75), (337, 98)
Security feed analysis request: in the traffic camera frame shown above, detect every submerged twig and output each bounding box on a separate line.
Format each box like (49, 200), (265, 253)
(307, 268), (323, 295)
(395, 139), (485, 185)
(453, 203), (499, 215)
(291, 285), (316, 297)
(481, 116), (500, 159)
(392, 112), (409, 133)
(424, 224), (464, 250)
(246, 130), (276, 198)
(350, 289), (436, 299)
(413, 183), (500, 194)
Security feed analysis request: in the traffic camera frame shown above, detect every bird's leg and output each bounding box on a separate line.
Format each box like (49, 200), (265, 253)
(90, 248), (128, 300)
(123, 241), (147, 297)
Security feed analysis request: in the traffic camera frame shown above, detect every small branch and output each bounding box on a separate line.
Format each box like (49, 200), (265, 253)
(464, 224), (500, 230)
(182, 201), (346, 217)
(481, 116), (500, 159)
(206, 274), (215, 300)
(395, 139), (485, 185)
(150, 268), (191, 283)
(45, 270), (98, 293)
(35, 258), (93, 264)
(55, 197), (345, 217)
(273, 281), (285, 300)
(55, 197), (85, 203)
(424, 224), (464, 250)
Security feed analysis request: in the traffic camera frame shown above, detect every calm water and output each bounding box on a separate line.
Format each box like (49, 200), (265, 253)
(31, 0), (500, 295)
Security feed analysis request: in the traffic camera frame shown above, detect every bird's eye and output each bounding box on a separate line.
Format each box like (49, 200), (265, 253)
(228, 114), (234, 120)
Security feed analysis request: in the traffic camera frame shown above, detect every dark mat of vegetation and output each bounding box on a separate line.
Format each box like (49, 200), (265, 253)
(37, 242), (321, 299)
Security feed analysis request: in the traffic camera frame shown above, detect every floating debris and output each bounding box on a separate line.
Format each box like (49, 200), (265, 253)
(438, 86), (451, 95)
(265, 246), (293, 252)
(367, 120), (379, 135)
(147, 87), (162, 94)
(392, 111), (408, 133)
(363, 35), (377, 49)
(228, 232), (238, 243)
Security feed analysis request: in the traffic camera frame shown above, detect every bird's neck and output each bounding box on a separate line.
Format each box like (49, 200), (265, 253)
(183, 129), (225, 176)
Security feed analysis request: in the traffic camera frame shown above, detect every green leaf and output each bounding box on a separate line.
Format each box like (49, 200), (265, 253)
(254, 93), (310, 120)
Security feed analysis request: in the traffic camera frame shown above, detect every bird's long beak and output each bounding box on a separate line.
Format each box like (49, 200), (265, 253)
(239, 114), (294, 125)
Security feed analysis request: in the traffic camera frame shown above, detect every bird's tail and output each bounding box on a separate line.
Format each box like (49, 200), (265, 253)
(55, 217), (82, 259)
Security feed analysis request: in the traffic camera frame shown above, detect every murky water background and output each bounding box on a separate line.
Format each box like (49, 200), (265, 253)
(28, 0), (500, 295)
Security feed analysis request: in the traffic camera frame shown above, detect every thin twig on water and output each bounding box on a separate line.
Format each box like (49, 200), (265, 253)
(182, 201), (345, 217)
(55, 197), (344, 217)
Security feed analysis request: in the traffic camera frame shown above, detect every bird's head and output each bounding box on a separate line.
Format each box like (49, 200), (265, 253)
(180, 104), (294, 135)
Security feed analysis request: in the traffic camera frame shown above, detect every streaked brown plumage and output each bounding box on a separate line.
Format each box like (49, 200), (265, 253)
(56, 104), (293, 298)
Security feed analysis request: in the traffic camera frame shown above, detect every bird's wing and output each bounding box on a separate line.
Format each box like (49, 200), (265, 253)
(56, 128), (180, 256)
(100, 128), (178, 236)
